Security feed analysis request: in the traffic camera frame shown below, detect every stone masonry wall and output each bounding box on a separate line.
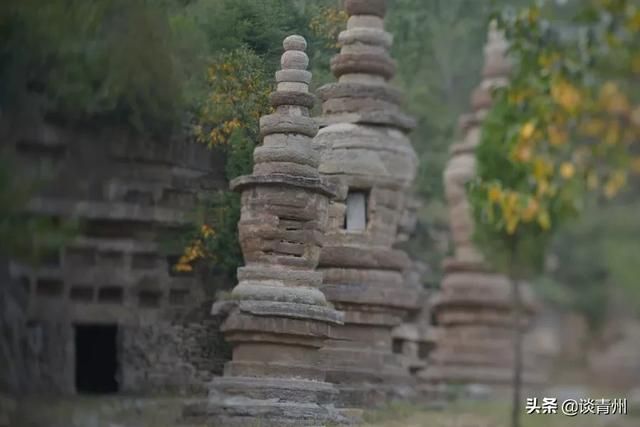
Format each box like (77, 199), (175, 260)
(121, 304), (229, 395)
(1, 114), (231, 395)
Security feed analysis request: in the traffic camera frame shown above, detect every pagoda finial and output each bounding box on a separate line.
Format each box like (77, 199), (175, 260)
(482, 20), (510, 81)
(330, 0), (396, 83)
(252, 35), (322, 179)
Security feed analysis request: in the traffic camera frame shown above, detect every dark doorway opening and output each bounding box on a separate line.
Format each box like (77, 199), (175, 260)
(75, 324), (119, 394)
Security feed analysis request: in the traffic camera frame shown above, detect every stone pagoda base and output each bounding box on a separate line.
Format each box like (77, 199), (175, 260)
(321, 328), (415, 407)
(184, 378), (348, 427)
(420, 259), (546, 394)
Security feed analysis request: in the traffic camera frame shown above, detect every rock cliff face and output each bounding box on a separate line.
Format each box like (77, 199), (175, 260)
(0, 110), (231, 395)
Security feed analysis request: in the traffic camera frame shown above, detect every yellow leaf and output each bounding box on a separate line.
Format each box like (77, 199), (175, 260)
(627, 10), (640, 32)
(488, 185), (502, 203)
(604, 171), (627, 198)
(538, 52), (559, 70)
(560, 162), (575, 179)
(506, 215), (519, 235)
(548, 125), (568, 146)
(533, 157), (552, 182)
(604, 182), (618, 198)
(551, 79), (582, 113)
(600, 81), (619, 98)
(513, 143), (533, 163)
(201, 224), (216, 238)
(501, 191), (520, 234)
(520, 121), (536, 140)
(537, 179), (550, 196)
(608, 96), (630, 114)
(174, 263), (193, 273)
(599, 82), (630, 114)
(604, 121), (621, 146)
(537, 210), (551, 231)
(521, 198), (540, 222)
(612, 170), (626, 185)
(579, 118), (606, 138)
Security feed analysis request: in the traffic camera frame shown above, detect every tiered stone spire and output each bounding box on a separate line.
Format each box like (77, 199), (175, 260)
(313, 0), (422, 407)
(420, 23), (545, 394)
(185, 35), (347, 426)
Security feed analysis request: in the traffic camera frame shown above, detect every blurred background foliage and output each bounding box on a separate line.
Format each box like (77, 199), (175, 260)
(1, 0), (638, 335)
(0, 155), (77, 263)
(468, 0), (640, 334)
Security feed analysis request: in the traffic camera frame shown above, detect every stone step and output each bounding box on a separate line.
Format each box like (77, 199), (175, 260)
(183, 396), (350, 426)
(210, 376), (337, 404)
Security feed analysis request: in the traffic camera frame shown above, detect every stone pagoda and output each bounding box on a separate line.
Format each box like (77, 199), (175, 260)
(420, 24), (545, 393)
(184, 35), (347, 426)
(313, 0), (422, 407)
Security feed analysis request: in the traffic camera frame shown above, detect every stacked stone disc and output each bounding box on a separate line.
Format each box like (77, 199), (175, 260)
(420, 24), (546, 394)
(313, 0), (422, 407)
(184, 35), (347, 427)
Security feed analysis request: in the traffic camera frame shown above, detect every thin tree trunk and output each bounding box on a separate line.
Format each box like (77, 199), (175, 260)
(509, 269), (524, 427)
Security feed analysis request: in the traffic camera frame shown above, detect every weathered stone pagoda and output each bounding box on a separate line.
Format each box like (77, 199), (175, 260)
(313, 0), (422, 407)
(184, 35), (348, 426)
(420, 24), (545, 392)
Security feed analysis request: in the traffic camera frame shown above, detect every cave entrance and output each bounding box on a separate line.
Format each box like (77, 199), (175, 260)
(74, 324), (119, 394)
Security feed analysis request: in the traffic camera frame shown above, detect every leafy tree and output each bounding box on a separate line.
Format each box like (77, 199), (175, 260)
(171, 1), (340, 280)
(468, 1), (640, 425)
(0, 0), (188, 133)
(386, 0), (531, 281)
(172, 47), (268, 277)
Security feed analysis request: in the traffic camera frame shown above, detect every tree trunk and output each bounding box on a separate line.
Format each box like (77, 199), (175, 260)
(509, 273), (524, 427)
